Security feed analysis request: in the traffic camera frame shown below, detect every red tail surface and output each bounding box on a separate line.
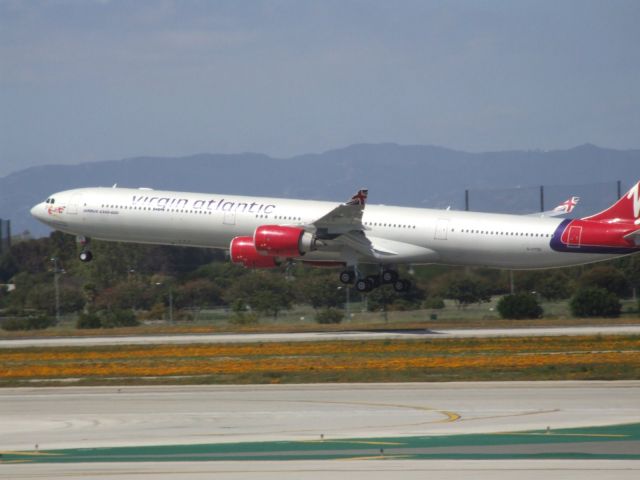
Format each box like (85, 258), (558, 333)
(582, 181), (640, 224)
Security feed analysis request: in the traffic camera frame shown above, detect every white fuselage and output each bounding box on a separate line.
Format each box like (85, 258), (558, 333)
(31, 187), (622, 269)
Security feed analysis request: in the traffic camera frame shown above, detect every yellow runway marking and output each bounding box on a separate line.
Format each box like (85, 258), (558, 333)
(437, 410), (461, 423)
(0, 451), (61, 456)
(462, 408), (560, 423)
(295, 399), (461, 424)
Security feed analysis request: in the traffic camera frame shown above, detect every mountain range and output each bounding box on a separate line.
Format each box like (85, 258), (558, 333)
(1, 143), (638, 238)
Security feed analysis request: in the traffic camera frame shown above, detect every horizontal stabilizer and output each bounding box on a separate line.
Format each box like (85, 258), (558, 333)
(624, 229), (640, 246)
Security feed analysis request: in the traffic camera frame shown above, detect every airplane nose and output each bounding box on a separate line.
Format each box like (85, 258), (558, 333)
(30, 203), (42, 219)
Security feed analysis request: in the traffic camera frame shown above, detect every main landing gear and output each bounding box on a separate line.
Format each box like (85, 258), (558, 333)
(339, 268), (411, 293)
(77, 236), (93, 263)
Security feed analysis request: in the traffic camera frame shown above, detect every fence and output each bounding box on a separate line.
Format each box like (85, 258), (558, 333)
(464, 180), (625, 217)
(0, 219), (11, 254)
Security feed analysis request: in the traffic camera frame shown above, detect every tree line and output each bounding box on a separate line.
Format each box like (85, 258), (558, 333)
(0, 231), (638, 329)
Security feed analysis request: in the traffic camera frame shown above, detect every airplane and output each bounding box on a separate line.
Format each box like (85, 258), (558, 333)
(30, 182), (640, 293)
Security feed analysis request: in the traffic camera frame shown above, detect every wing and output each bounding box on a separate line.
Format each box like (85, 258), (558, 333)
(307, 188), (438, 263)
(311, 189), (368, 237)
(308, 188), (393, 260)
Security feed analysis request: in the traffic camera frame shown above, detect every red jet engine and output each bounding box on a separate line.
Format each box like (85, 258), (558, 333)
(254, 225), (317, 257)
(229, 236), (279, 268)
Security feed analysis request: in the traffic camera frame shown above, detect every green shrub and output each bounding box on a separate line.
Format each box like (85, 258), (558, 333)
(497, 293), (543, 319)
(423, 297), (445, 309)
(315, 308), (345, 324)
(570, 287), (621, 318)
(99, 309), (140, 328)
(76, 312), (102, 329)
(440, 273), (491, 307)
(578, 266), (630, 297)
(27, 313), (56, 329)
(1, 313), (55, 331)
(229, 312), (259, 325)
(534, 271), (573, 300)
(1, 317), (30, 331)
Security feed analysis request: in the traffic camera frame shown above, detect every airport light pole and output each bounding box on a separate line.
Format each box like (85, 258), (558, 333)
(155, 282), (174, 324)
(50, 257), (61, 325)
(338, 286), (351, 320)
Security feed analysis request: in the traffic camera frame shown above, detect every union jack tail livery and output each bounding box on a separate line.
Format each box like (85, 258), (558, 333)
(347, 189), (368, 206)
(553, 196), (580, 214)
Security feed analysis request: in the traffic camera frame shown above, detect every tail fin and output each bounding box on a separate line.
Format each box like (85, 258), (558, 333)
(583, 181), (640, 224)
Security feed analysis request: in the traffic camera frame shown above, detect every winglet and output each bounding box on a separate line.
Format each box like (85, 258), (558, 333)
(346, 189), (368, 206)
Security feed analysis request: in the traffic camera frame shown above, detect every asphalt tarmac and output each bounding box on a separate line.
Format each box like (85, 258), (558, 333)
(1, 382), (639, 479)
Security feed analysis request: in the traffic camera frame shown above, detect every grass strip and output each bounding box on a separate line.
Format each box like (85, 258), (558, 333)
(1, 334), (638, 386)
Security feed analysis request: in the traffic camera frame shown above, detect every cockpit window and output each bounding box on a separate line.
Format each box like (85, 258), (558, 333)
(51, 198), (55, 204)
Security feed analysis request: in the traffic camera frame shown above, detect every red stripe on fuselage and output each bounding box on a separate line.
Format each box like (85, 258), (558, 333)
(551, 218), (639, 254)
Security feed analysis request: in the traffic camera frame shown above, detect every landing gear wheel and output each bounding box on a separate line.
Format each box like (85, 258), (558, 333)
(355, 278), (373, 293)
(339, 270), (355, 285)
(366, 275), (381, 289)
(381, 269), (398, 284)
(79, 250), (93, 263)
(393, 279), (411, 293)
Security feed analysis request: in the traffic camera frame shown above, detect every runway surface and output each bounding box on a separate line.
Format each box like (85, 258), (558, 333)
(3, 382), (640, 451)
(1, 382), (640, 478)
(1, 324), (639, 348)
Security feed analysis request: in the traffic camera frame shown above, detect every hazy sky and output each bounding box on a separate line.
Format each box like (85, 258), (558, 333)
(1, 0), (639, 176)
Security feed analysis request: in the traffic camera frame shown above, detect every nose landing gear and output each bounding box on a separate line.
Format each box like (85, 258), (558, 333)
(77, 236), (93, 263)
(79, 250), (93, 262)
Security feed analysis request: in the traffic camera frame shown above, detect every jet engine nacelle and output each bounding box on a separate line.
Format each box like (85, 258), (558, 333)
(254, 225), (317, 257)
(229, 236), (280, 268)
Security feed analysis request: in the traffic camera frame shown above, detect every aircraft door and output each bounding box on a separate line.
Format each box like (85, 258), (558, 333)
(567, 225), (582, 248)
(434, 219), (449, 240)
